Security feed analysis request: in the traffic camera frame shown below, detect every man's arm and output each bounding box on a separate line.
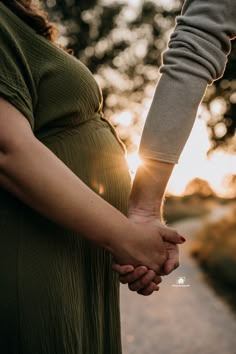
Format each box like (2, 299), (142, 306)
(139, 0), (236, 165)
(115, 0), (236, 294)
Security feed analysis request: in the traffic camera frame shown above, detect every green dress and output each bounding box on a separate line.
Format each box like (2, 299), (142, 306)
(0, 3), (131, 354)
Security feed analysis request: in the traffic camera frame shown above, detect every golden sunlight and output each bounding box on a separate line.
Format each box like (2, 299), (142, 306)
(167, 118), (236, 197)
(125, 116), (236, 197)
(126, 152), (142, 178)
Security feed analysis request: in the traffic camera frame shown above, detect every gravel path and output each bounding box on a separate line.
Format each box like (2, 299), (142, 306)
(120, 218), (236, 354)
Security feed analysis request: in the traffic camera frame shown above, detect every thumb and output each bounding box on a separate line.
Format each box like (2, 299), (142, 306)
(160, 227), (186, 244)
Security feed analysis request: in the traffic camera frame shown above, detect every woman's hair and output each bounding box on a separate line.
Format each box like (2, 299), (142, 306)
(0, 0), (59, 43)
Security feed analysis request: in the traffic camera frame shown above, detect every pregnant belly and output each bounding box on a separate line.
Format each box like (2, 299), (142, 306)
(0, 118), (130, 350)
(40, 117), (132, 213)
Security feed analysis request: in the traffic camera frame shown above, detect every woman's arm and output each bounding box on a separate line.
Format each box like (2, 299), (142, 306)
(0, 97), (185, 272)
(0, 98), (126, 250)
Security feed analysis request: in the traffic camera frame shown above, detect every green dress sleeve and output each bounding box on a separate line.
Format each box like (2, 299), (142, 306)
(0, 21), (36, 129)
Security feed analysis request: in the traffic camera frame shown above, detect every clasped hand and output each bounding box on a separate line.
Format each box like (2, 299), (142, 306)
(112, 214), (186, 296)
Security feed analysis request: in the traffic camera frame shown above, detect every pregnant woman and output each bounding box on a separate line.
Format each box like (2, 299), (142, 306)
(0, 1), (183, 353)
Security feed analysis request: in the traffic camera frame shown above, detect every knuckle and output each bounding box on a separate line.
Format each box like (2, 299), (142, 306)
(119, 276), (128, 284)
(148, 270), (155, 277)
(137, 269), (146, 277)
(131, 275), (139, 282)
(140, 277), (149, 287)
(128, 283), (138, 291)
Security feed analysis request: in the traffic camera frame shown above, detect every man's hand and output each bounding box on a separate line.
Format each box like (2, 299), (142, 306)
(112, 263), (162, 295)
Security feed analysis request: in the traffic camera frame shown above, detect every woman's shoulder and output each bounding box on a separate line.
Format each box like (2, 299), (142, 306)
(0, 2), (62, 55)
(0, 2), (38, 50)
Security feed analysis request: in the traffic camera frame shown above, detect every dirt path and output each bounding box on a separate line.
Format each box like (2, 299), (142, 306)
(120, 217), (236, 354)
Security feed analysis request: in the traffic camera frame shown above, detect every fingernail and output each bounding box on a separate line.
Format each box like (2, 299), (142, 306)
(180, 236), (186, 242)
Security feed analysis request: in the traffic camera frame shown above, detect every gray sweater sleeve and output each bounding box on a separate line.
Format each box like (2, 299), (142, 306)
(139, 0), (236, 164)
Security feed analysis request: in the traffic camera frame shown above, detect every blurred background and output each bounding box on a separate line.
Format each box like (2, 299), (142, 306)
(43, 1), (236, 352)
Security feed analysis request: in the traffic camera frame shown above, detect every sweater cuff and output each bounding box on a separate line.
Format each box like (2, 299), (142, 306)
(139, 72), (208, 164)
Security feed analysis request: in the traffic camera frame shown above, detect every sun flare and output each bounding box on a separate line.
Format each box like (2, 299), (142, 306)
(126, 152), (142, 178)
(167, 118), (236, 197)
(124, 117), (236, 197)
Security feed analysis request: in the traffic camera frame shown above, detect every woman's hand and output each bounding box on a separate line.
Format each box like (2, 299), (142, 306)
(112, 213), (185, 295)
(113, 241), (181, 296)
(110, 219), (169, 274)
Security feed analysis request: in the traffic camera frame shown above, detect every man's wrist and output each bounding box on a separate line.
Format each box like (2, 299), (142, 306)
(128, 202), (163, 218)
(128, 204), (164, 223)
(128, 157), (174, 221)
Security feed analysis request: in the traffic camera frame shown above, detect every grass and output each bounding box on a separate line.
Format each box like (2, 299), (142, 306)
(164, 195), (213, 223)
(191, 204), (236, 311)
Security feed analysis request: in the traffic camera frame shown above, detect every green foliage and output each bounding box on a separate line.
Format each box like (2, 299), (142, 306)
(204, 40), (236, 153)
(44, 0), (236, 153)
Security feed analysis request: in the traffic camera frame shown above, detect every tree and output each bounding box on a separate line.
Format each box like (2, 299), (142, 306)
(184, 178), (215, 198)
(203, 40), (236, 154)
(44, 0), (236, 154)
